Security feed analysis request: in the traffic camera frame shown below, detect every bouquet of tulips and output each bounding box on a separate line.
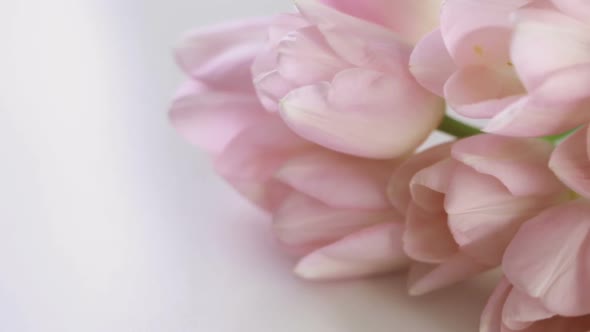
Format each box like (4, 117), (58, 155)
(170, 0), (590, 330)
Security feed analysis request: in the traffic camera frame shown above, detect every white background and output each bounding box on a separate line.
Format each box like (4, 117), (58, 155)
(1, 1), (496, 331)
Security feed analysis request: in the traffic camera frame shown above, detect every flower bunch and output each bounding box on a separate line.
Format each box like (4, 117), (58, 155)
(170, 0), (590, 330)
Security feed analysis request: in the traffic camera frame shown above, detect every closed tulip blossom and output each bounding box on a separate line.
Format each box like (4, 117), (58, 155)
(481, 200), (590, 332)
(171, 17), (409, 281)
(410, 0), (590, 137)
(389, 135), (568, 295)
(252, 0), (445, 159)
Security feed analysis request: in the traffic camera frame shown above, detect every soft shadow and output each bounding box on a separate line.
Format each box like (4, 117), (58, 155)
(229, 207), (500, 332)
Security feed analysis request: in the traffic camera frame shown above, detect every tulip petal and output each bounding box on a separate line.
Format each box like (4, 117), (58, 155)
(251, 14), (310, 112)
(388, 143), (452, 214)
(550, 125), (590, 198)
(480, 278), (512, 332)
(502, 288), (554, 331)
(452, 134), (565, 196)
(511, 8), (590, 91)
(295, 222), (409, 280)
(277, 26), (348, 86)
(503, 200), (590, 316)
(276, 149), (398, 210)
(253, 70), (297, 112)
(317, 0), (440, 43)
(295, 0), (412, 69)
(445, 164), (556, 266)
(403, 203), (457, 264)
(407, 252), (489, 296)
(250, 14), (311, 77)
(551, 0), (590, 22)
(215, 117), (311, 182)
(444, 66), (525, 118)
(440, 0), (527, 65)
(175, 17), (272, 91)
(410, 159), (456, 210)
(280, 68), (444, 159)
(485, 64), (590, 136)
(273, 192), (399, 253)
(409, 28), (457, 96)
(214, 117), (311, 210)
(170, 81), (270, 154)
(266, 14), (311, 46)
(295, 0), (404, 43)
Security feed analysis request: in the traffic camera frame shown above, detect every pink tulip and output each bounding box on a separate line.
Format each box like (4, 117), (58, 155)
(480, 278), (590, 332)
(171, 18), (409, 280)
(389, 135), (568, 295)
(502, 200), (590, 318)
(252, 0), (445, 159)
(482, 201), (590, 331)
(410, 0), (590, 137)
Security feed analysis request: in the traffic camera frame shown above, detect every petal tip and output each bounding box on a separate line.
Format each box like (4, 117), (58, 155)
(294, 253), (337, 280)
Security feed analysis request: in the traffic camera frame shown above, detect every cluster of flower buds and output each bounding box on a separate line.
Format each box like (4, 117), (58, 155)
(170, 1), (590, 330)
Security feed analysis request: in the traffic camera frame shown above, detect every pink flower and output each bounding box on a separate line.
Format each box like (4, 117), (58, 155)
(502, 200), (590, 318)
(410, 0), (590, 137)
(481, 278), (590, 332)
(388, 135), (568, 295)
(550, 124), (590, 199)
(171, 18), (409, 281)
(481, 200), (590, 331)
(252, 0), (445, 159)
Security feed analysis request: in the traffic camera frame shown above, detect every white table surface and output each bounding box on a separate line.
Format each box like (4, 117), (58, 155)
(0, 1), (497, 331)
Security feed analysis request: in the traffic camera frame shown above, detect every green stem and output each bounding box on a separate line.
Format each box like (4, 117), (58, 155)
(437, 115), (483, 138)
(543, 129), (576, 144)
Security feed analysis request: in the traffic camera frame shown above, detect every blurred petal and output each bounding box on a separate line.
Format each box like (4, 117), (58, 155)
(276, 149), (398, 210)
(407, 253), (489, 296)
(551, 0), (590, 22)
(317, 0), (440, 43)
(295, 0), (412, 69)
(273, 192), (398, 252)
(214, 117), (312, 210)
(452, 134), (565, 196)
(503, 200), (590, 316)
(410, 29), (457, 96)
(251, 14), (310, 76)
(295, 222), (409, 280)
(550, 125), (590, 198)
(253, 70), (297, 112)
(170, 81), (270, 154)
(215, 117), (311, 182)
(266, 14), (311, 46)
(280, 68), (444, 159)
(480, 278), (512, 332)
(226, 179), (294, 214)
(296, 0), (403, 42)
(388, 143), (452, 214)
(175, 17), (272, 91)
(251, 14), (311, 112)
(511, 8), (590, 90)
(502, 288), (554, 331)
(403, 203), (457, 264)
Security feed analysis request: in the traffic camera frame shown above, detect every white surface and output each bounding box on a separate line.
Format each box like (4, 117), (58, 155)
(0, 1), (496, 331)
